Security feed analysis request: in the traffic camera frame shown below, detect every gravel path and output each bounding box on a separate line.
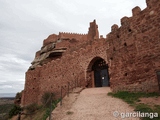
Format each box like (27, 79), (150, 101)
(50, 87), (139, 120)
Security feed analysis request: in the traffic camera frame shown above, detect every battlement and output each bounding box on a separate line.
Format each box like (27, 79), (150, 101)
(110, 6), (142, 32)
(110, 7), (141, 32)
(43, 32), (88, 47)
(59, 32), (87, 36)
(146, 0), (159, 8)
(111, 24), (119, 32)
(59, 32), (88, 41)
(120, 16), (130, 27)
(132, 6), (141, 16)
(110, 0), (159, 31)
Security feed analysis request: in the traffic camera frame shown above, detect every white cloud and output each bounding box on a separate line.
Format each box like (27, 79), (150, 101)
(1, 85), (13, 89)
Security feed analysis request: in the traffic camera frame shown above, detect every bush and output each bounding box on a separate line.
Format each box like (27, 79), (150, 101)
(42, 99), (60, 120)
(25, 103), (39, 114)
(42, 108), (50, 120)
(8, 105), (22, 118)
(0, 104), (14, 114)
(41, 92), (55, 107)
(15, 91), (22, 100)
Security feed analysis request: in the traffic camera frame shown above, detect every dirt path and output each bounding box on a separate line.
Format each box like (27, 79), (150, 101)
(50, 87), (139, 120)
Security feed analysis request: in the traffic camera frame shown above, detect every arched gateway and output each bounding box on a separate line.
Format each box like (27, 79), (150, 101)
(86, 57), (110, 87)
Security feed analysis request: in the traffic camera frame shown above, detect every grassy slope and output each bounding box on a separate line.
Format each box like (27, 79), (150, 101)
(108, 91), (160, 120)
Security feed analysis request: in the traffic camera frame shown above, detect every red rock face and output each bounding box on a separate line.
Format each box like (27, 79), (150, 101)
(21, 0), (160, 106)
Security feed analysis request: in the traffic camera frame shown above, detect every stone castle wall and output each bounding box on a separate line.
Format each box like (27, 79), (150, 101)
(107, 0), (160, 92)
(21, 0), (160, 106)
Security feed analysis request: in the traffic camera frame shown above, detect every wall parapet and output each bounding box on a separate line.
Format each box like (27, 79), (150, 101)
(146, 0), (159, 8)
(132, 6), (141, 16)
(59, 32), (87, 36)
(59, 32), (88, 41)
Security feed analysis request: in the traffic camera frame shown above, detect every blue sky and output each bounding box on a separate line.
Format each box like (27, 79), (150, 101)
(0, 0), (146, 94)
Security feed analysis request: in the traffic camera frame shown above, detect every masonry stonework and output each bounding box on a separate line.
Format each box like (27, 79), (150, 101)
(21, 0), (160, 106)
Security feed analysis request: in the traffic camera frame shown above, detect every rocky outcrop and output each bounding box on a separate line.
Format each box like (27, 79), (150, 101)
(29, 46), (67, 70)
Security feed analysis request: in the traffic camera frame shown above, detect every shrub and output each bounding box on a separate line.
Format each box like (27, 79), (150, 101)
(41, 92), (55, 107)
(25, 103), (39, 114)
(42, 108), (50, 120)
(42, 98), (61, 120)
(8, 105), (22, 118)
(0, 104), (14, 114)
(15, 91), (22, 99)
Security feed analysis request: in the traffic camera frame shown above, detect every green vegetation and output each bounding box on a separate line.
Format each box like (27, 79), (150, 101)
(0, 103), (14, 120)
(108, 91), (160, 120)
(12, 92), (60, 120)
(25, 103), (40, 115)
(41, 92), (55, 107)
(20, 100), (60, 120)
(9, 105), (22, 118)
(108, 91), (159, 105)
(0, 104), (14, 114)
(15, 91), (22, 100)
(134, 104), (160, 120)
(42, 99), (60, 120)
(7, 91), (23, 119)
(1, 91), (61, 120)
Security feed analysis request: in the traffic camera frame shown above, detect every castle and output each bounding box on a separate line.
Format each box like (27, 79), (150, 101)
(21, 0), (160, 106)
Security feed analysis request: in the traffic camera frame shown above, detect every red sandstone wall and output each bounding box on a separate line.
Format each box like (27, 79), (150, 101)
(21, 68), (41, 105)
(59, 32), (87, 41)
(107, 0), (160, 92)
(43, 34), (59, 46)
(22, 0), (160, 106)
(22, 37), (108, 106)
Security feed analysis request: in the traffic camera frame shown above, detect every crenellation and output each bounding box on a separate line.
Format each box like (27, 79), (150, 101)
(59, 32), (88, 42)
(59, 31), (87, 36)
(111, 24), (119, 32)
(132, 6), (141, 16)
(146, 0), (159, 8)
(120, 16), (130, 27)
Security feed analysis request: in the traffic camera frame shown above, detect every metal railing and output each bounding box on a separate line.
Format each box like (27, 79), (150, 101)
(15, 79), (81, 120)
(60, 79), (81, 106)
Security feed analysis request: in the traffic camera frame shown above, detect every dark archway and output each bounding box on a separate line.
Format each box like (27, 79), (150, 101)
(87, 57), (110, 87)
